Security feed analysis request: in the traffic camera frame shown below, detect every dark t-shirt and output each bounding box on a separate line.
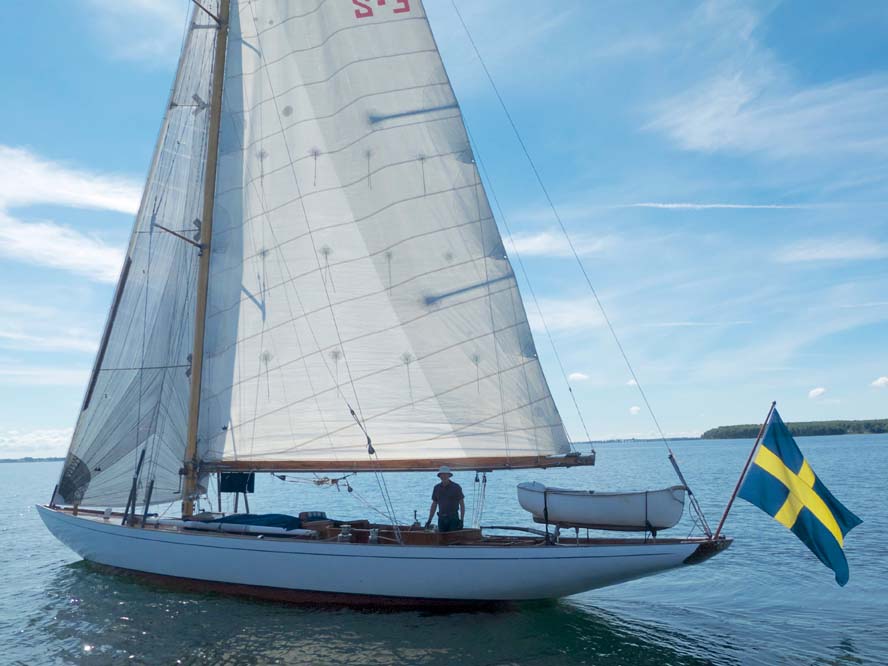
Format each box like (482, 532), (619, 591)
(432, 481), (464, 517)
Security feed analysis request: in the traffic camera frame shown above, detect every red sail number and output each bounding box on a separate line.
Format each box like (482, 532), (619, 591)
(353, 0), (373, 18)
(353, 0), (411, 19)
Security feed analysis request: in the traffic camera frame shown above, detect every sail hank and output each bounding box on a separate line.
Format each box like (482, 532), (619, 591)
(204, 453), (595, 474)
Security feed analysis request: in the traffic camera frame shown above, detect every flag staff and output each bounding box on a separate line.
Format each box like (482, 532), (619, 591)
(713, 401), (776, 539)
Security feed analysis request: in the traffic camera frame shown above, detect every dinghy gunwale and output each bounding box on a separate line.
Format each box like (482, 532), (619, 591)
(517, 481), (688, 498)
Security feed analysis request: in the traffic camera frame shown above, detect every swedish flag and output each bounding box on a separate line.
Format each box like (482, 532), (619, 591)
(738, 409), (862, 585)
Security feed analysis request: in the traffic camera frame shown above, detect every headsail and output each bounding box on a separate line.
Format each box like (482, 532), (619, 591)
(199, 0), (572, 470)
(56, 3), (222, 506)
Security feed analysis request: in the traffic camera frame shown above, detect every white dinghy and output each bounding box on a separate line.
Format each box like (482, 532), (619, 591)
(517, 482), (687, 532)
(39, 0), (731, 606)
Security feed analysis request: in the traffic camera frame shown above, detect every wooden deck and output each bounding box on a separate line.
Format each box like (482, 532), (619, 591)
(53, 506), (713, 548)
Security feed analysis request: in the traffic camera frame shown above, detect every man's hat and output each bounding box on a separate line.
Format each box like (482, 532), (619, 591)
(437, 465), (453, 478)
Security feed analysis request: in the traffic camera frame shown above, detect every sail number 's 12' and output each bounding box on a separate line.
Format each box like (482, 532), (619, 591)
(353, 0), (411, 19)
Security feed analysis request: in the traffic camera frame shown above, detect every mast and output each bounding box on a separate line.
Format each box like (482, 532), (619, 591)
(182, 0), (230, 518)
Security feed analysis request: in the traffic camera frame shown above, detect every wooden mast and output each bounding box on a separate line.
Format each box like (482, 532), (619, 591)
(182, 0), (231, 518)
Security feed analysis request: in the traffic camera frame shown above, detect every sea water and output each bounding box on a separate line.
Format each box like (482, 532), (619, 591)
(1, 435), (885, 665)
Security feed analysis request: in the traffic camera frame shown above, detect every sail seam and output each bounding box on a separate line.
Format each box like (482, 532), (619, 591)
(219, 355), (538, 451)
(211, 181), (480, 256)
(245, 147), (341, 463)
(217, 146), (461, 203)
(251, 0), (329, 36)
(215, 112), (461, 189)
(228, 48), (439, 111)
(233, 16), (425, 77)
(206, 217), (495, 314)
(201, 282), (521, 401)
(218, 178), (473, 232)
(242, 0), (372, 452)
(228, 81), (452, 155)
(220, 393), (556, 460)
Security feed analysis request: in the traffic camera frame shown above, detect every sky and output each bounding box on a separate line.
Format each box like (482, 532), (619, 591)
(0, 0), (886, 458)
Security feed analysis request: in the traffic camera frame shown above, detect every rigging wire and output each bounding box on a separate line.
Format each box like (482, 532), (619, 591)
(450, 0), (711, 534)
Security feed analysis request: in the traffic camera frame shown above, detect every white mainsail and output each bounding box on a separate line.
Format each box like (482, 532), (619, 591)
(56, 3), (222, 506)
(199, 0), (570, 467)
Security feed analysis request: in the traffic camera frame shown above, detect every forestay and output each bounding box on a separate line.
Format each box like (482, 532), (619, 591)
(56, 3), (222, 506)
(199, 0), (571, 468)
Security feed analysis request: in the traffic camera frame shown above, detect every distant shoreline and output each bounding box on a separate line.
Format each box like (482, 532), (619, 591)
(0, 457), (64, 464)
(701, 419), (888, 440)
(587, 420), (888, 444)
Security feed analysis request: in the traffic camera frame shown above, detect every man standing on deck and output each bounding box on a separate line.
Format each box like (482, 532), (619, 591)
(425, 466), (465, 532)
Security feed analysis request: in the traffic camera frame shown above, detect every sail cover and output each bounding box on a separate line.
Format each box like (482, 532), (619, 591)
(199, 0), (570, 467)
(56, 4), (222, 506)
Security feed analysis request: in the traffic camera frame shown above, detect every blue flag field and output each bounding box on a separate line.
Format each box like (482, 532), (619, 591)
(738, 408), (862, 585)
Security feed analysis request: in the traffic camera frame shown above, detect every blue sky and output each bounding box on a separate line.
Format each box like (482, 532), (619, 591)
(0, 0), (886, 457)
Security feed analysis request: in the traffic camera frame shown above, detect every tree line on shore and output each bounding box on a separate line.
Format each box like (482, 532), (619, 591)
(702, 419), (888, 439)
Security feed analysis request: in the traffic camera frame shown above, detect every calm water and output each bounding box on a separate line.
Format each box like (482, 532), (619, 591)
(1, 435), (885, 665)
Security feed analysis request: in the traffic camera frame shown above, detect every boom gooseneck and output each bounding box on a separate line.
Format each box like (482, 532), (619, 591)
(183, 0), (231, 518)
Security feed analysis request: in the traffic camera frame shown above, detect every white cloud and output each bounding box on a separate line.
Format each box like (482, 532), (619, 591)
(0, 329), (98, 354)
(624, 202), (809, 210)
(0, 427), (73, 459)
(0, 146), (141, 215)
(626, 379), (637, 386)
(808, 387), (827, 399)
(650, 74), (888, 160)
(527, 297), (604, 334)
(629, 405), (642, 415)
(644, 321), (752, 328)
(568, 372), (589, 382)
(775, 238), (888, 263)
(0, 364), (90, 387)
(505, 230), (613, 258)
(0, 212), (124, 284)
(511, 201), (812, 227)
(872, 376), (888, 388)
(84, 0), (190, 65)
(0, 146), (136, 283)
(840, 301), (888, 309)
(0, 299), (101, 355)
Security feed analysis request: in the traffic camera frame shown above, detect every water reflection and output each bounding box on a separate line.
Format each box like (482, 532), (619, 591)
(30, 561), (733, 666)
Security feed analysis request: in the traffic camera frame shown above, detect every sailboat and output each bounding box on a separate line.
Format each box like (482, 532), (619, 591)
(39, 0), (730, 604)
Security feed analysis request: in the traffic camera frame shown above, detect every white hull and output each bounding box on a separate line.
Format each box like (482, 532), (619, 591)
(38, 506), (728, 603)
(517, 482), (687, 531)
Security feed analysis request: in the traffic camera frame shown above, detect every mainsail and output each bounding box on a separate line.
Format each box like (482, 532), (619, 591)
(56, 3), (222, 506)
(198, 0), (571, 469)
(57, 0), (576, 509)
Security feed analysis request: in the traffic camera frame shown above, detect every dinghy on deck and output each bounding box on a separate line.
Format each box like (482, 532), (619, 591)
(517, 482), (687, 532)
